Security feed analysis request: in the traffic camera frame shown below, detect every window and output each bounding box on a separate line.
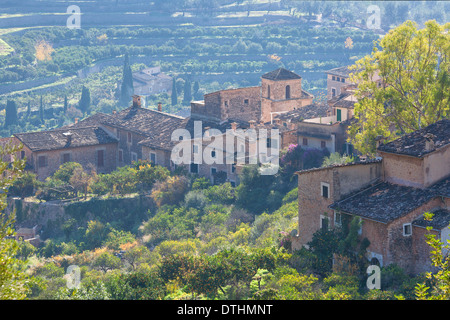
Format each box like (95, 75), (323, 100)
(320, 215), (329, 231)
(267, 138), (271, 148)
(332, 76), (335, 81)
(20, 151), (25, 159)
(321, 140), (326, 149)
(285, 85), (291, 99)
(267, 85), (270, 99)
(62, 153), (71, 163)
(302, 138), (308, 146)
(331, 88), (336, 97)
(38, 155), (47, 168)
(118, 149), (123, 162)
(231, 163), (236, 173)
(224, 100), (228, 107)
(131, 152), (137, 162)
(341, 78), (345, 83)
(127, 132), (132, 143)
(97, 150), (104, 167)
(321, 182), (330, 198)
(336, 77), (340, 82)
(190, 163), (199, 174)
(336, 109), (342, 122)
(211, 150), (216, 158)
(334, 212), (342, 226)
(211, 167), (217, 175)
(403, 223), (412, 236)
(150, 152), (157, 164)
(244, 99), (249, 105)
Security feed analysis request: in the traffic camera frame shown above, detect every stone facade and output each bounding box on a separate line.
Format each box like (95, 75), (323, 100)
(293, 120), (450, 275)
(292, 161), (382, 249)
(191, 68), (314, 124)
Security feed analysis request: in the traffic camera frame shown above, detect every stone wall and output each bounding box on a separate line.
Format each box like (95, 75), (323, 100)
(32, 142), (118, 181)
(193, 86), (262, 123)
(9, 194), (155, 241)
(381, 145), (450, 189)
(292, 161), (382, 250)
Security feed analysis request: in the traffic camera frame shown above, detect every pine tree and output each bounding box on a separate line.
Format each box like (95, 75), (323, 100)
(171, 77), (178, 106)
(183, 79), (192, 105)
(79, 86), (91, 114)
(4, 100), (18, 127)
(120, 53), (134, 107)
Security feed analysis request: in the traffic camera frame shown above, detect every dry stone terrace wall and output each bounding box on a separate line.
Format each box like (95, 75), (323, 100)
(8, 194), (156, 240)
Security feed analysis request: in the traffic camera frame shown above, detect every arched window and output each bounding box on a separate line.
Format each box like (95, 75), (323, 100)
(285, 85), (291, 99)
(267, 85), (271, 99)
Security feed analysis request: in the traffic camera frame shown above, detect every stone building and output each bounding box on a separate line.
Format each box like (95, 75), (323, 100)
(191, 67), (314, 124)
(132, 66), (172, 96)
(292, 119), (450, 274)
(14, 126), (119, 180)
(273, 84), (358, 156)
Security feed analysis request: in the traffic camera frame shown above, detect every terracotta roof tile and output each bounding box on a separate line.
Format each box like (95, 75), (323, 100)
(377, 119), (450, 158)
(14, 126), (118, 152)
(329, 177), (450, 223)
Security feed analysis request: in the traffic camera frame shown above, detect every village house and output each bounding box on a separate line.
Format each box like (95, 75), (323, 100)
(292, 119), (450, 275)
(132, 66), (172, 96)
(191, 67), (314, 124)
(272, 84), (358, 156)
(9, 67), (358, 184)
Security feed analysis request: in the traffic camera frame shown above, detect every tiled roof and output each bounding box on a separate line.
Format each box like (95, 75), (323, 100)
(262, 68), (301, 81)
(14, 126), (118, 152)
(275, 103), (330, 122)
(67, 106), (186, 137)
(138, 117), (236, 150)
(377, 119), (450, 158)
(413, 209), (450, 231)
(328, 91), (357, 109)
(326, 66), (357, 78)
(329, 177), (450, 224)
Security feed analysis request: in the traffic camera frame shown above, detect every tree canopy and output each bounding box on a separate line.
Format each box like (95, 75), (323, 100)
(349, 20), (450, 156)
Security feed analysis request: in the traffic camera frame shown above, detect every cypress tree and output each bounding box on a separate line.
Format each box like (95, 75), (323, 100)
(63, 95), (68, 113)
(183, 79), (192, 105)
(26, 101), (31, 118)
(193, 81), (200, 100)
(39, 96), (44, 123)
(79, 86), (91, 114)
(4, 100), (18, 127)
(120, 53), (134, 107)
(171, 77), (178, 106)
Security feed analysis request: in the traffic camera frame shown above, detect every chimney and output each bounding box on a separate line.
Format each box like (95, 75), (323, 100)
(132, 95), (141, 108)
(157, 102), (162, 112)
(424, 133), (436, 151)
(231, 122), (238, 131)
(74, 118), (79, 124)
(112, 110), (116, 114)
(63, 131), (72, 144)
(249, 120), (256, 129)
(375, 135), (384, 148)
